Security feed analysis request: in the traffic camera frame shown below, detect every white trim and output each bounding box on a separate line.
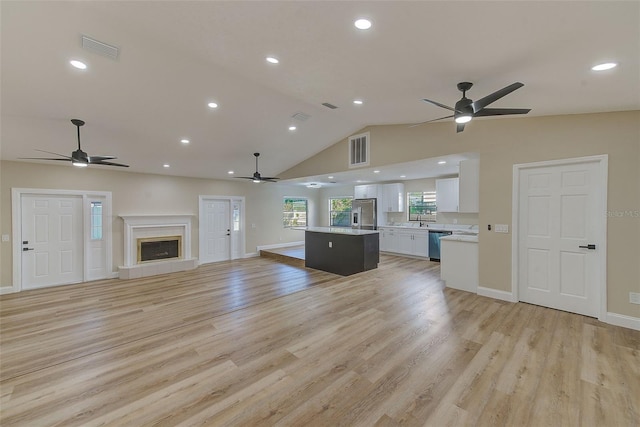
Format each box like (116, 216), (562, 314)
(511, 155), (608, 321)
(0, 286), (16, 295)
(244, 252), (259, 258)
(11, 188), (113, 293)
(604, 312), (640, 331)
(256, 241), (304, 251)
(198, 195), (246, 264)
(477, 286), (517, 302)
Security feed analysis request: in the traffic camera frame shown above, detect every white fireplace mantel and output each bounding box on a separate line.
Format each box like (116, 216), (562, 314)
(119, 214), (197, 279)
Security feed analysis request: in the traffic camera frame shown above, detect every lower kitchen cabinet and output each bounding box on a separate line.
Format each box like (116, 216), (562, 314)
(380, 228), (428, 258)
(440, 237), (478, 293)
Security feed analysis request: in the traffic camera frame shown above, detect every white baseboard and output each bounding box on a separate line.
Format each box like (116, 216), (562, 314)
(256, 241), (304, 252)
(477, 286), (517, 302)
(604, 312), (640, 331)
(244, 252), (259, 258)
(0, 285), (17, 295)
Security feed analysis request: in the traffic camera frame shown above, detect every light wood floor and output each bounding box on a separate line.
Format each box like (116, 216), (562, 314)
(1, 255), (638, 426)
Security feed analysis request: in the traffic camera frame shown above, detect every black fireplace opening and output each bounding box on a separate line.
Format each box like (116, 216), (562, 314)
(139, 239), (180, 262)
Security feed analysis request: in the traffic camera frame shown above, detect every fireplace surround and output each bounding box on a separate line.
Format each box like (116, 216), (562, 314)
(119, 215), (197, 279)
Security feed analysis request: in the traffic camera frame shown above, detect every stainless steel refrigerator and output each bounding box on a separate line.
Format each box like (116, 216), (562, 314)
(351, 198), (377, 230)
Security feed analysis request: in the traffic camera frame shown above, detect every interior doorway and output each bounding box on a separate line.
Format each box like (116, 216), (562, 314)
(512, 155), (608, 319)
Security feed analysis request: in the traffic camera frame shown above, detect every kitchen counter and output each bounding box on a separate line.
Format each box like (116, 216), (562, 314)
(440, 234), (478, 243)
(304, 228), (379, 276)
(300, 226), (379, 235)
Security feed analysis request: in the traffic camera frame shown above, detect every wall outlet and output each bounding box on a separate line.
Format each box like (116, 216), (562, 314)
(630, 292), (640, 304)
(1, 234), (9, 242)
(495, 224), (509, 233)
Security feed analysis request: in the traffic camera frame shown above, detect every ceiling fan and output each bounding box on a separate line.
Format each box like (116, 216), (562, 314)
(19, 119), (129, 167)
(412, 82), (531, 133)
(236, 152), (280, 183)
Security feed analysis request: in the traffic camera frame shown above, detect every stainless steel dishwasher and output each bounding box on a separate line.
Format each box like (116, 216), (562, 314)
(428, 230), (452, 261)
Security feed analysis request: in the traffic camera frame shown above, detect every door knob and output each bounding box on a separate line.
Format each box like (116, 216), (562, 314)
(578, 244), (596, 250)
(23, 247), (34, 251)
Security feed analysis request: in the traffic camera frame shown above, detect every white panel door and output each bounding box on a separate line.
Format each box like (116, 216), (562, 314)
(202, 200), (230, 263)
(518, 161), (601, 317)
(21, 195), (83, 289)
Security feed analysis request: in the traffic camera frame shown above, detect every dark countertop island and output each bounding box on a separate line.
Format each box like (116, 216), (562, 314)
(302, 227), (379, 276)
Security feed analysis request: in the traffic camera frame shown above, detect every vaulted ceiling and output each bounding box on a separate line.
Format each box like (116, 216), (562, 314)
(1, 1), (638, 181)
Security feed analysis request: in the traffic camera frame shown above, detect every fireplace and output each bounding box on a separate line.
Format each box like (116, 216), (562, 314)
(119, 215), (196, 279)
(137, 236), (182, 263)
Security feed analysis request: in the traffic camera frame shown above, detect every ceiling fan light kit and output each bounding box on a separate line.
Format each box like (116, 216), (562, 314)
(415, 81), (531, 133)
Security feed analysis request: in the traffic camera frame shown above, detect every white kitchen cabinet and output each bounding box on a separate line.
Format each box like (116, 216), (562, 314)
(388, 228), (429, 257)
(440, 237), (478, 293)
(354, 184), (381, 199)
(436, 178), (459, 212)
(382, 183), (405, 212)
(379, 227), (398, 253)
(459, 159), (479, 213)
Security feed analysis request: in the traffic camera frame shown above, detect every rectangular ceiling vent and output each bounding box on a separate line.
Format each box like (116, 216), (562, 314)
(349, 132), (370, 168)
(322, 102), (338, 110)
(292, 112), (311, 122)
(82, 35), (119, 60)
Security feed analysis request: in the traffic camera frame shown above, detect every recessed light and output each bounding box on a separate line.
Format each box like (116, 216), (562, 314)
(207, 102), (218, 109)
(591, 62), (617, 71)
(228, 170), (234, 175)
(70, 60), (87, 70)
(328, 176), (334, 179)
(266, 56), (279, 64)
(289, 126), (297, 131)
(438, 161), (447, 165)
(354, 18), (372, 30)
(353, 99), (363, 105)
(163, 164), (170, 168)
(400, 175), (406, 178)
(181, 139), (190, 144)
(373, 170), (380, 173)
(356, 180), (363, 183)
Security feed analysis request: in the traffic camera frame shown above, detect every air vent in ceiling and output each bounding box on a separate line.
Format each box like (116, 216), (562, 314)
(82, 35), (119, 60)
(322, 102), (338, 109)
(349, 132), (369, 168)
(292, 112), (311, 122)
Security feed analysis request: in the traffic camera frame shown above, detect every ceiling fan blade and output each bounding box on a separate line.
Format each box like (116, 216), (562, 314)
(473, 108), (531, 117)
(19, 157), (71, 161)
(34, 149), (73, 160)
(422, 99), (459, 113)
(456, 123), (466, 133)
(260, 177), (280, 181)
(236, 176), (255, 180)
(472, 82), (524, 112)
(91, 160), (129, 167)
(88, 155), (117, 161)
(408, 114), (455, 128)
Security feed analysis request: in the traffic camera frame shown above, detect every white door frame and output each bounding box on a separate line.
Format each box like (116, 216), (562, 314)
(9, 188), (113, 294)
(198, 195), (245, 263)
(511, 155), (608, 321)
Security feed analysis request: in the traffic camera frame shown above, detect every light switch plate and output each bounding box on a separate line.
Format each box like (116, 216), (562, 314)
(630, 292), (640, 305)
(495, 224), (509, 233)
(1, 234), (9, 242)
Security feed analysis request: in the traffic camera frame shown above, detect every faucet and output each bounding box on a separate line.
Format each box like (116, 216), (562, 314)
(418, 215), (424, 227)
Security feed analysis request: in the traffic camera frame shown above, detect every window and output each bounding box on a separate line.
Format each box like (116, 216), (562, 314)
(407, 191), (436, 222)
(329, 197), (353, 227)
(283, 198), (308, 227)
(90, 201), (103, 240)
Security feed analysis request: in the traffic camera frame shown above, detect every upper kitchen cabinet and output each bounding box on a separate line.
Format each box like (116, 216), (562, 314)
(458, 159), (479, 213)
(354, 184), (381, 199)
(382, 183), (405, 212)
(436, 159), (480, 213)
(436, 178), (459, 212)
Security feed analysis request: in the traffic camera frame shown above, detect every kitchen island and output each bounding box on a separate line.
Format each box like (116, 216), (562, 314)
(440, 234), (478, 293)
(303, 227), (379, 276)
